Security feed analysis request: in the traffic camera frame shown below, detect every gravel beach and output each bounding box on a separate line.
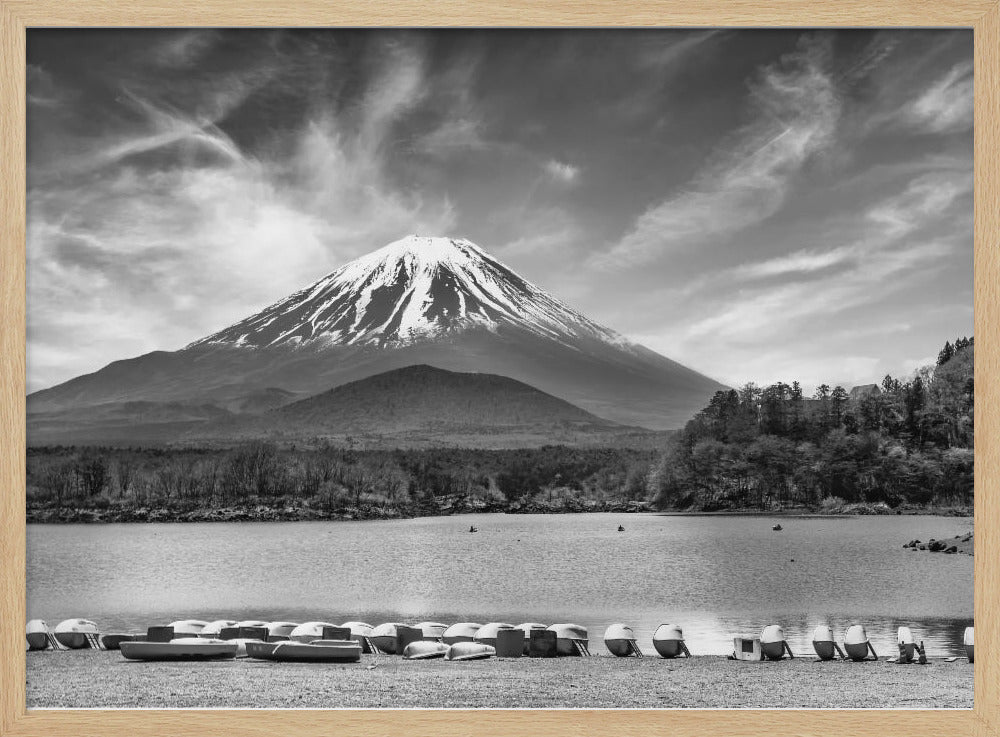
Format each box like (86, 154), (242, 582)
(26, 650), (972, 709)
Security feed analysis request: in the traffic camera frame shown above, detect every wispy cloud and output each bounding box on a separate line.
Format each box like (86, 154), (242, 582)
(901, 61), (973, 134)
(599, 34), (840, 268)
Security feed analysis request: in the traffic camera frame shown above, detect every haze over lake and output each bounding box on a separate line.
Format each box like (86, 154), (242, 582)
(27, 513), (973, 657)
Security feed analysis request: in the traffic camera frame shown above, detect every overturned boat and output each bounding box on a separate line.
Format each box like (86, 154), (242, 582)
(547, 623), (589, 656)
(54, 619), (99, 649)
(443, 622), (483, 645)
(403, 640), (450, 660)
(445, 642), (496, 661)
(120, 637), (238, 661)
(604, 623), (642, 657)
(652, 624), (690, 659)
(246, 639), (362, 663)
(844, 624), (878, 661)
(26, 620), (50, 651)
(474, 622), (515, 647)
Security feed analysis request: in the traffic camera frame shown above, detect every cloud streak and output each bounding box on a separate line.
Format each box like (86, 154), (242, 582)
(599, 34), (841, 267)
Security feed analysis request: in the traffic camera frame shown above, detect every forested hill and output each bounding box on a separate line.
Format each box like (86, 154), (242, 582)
(648, 338), (974, 512)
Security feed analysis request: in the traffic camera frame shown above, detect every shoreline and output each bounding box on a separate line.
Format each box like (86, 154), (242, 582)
(25, 502), (972, 525)
(26, 650), (973, 709)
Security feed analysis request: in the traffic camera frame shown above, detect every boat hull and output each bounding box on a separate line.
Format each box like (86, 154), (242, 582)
(247, 640), (362, 663)
(844, 642), (870, 661)
(445, 642), (495, 661)
(403, 641), (449, 660)
(813, 641), (836, 661)
(605, 638), (639, 657)
(120, 640), (238, 661)
(100, 634), (134, 651)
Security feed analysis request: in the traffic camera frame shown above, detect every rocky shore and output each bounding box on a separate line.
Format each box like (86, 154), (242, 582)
(904, 531), (974, 556)
(26, 497), (653, 524)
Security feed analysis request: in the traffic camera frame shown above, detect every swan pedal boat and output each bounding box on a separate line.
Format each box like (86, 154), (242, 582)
(54, 619), (99, 649)
(245, 639), (362, 663)
(26, 620), (50, 651)
(605, 623), (642, 657)
(546, 623), (589, 656)
(474, 622), (515, 647)
(652, 624), (687, 659)
(120, 637), (238, 661)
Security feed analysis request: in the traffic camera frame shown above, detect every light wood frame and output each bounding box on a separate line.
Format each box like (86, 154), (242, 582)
(1, 2), (996, 735)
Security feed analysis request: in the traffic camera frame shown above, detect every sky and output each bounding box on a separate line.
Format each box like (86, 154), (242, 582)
(26, 29), (973, 395)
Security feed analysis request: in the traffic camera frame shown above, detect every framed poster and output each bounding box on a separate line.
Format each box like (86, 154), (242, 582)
(1, 1), (997, 736)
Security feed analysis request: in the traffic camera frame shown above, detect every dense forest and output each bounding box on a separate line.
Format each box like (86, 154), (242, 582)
(26, 444), (656, 521)
(647, 338), (974, 512)
(26, 338), (973, 521)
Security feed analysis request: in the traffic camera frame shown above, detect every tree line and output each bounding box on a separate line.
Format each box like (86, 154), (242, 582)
(26, 444), (656, 518)
(647, 338), (974, 512)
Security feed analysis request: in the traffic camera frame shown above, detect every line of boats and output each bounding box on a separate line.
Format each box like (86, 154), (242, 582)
(25, 618), (974, 664)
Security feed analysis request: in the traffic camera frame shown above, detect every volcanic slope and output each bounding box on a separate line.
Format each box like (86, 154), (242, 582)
(28, 235), (726, 438)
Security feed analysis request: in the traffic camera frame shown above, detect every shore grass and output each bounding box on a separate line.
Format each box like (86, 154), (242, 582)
(26, 650), (972, 709)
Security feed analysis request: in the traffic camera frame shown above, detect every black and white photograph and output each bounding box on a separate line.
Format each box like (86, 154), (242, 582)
(23, 28), (974, 709)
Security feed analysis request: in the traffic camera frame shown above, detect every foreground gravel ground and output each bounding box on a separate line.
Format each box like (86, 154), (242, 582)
(26, 650), (972, 709)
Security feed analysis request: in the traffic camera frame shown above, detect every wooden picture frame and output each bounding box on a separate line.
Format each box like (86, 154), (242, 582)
(1, 2), (996, 735)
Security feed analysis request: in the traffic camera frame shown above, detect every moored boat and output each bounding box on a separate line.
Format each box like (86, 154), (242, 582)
(760, 625), (791, 660)
(474, 622), (515, 647)
(844, 624), (877, 661)
(54, 619), (99, 649)
(265, 621), (299, 642)
(546, 623), (589, 656)
(370, 622), (408, 654)
(235, 620), (268, 629)
(445, 642), (496, 661)
(812, 624), (841, 661)
(964, 626), (974, 663)
(604, 623), (641, 657)
(403, 640), (450, 660)
(289, 621), (339, 643)
(652, 624), (689, 659)
(26, 620), (49, 651)
(442, 622), (482, 645)
(120, 637), (238, 661)
(246, 639), (362, 663)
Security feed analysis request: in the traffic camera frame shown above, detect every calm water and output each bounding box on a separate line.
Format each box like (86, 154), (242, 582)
(26, 513), (974, 656)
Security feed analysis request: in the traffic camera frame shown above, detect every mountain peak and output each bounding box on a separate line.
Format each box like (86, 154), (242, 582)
(189, 235), (627, 351)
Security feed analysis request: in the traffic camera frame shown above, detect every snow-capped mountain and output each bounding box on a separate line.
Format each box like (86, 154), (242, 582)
(28, 235), (727, 439)
(190, 235), (627, 350)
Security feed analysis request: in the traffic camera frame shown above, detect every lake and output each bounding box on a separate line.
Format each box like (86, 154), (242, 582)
(26, 513), (974, 657)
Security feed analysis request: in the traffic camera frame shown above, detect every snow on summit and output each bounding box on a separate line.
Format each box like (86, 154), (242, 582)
(191, 235), (627, 350)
